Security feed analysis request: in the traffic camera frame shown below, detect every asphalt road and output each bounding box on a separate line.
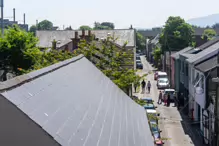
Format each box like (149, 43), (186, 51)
(138, 56), (194, 146)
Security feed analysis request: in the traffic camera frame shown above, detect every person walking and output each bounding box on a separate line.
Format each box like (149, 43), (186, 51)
(141, 79), (146, 93)
(147, 81), (151, 93)
(167, 93), (171, 107)
(157, 91), (162, 104)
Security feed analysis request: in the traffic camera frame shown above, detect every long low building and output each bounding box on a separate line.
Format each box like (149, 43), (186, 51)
(0, 54), (153, 146)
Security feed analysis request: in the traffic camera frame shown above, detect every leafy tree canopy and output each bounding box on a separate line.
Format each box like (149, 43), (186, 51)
(159, 16), (194, 52)
(37, 20), (53, 30)
(202, 28), (217, 40)
(93, 22), (114, 30)
(136, 32), (146, 51)
(74, 36), (142, 94)
(152, 46), (162, 68)
(0, 25), (75, 79)
(79, 25), (92, 30)
(29, 25), (37, 35)
(212, 23), (219, 29)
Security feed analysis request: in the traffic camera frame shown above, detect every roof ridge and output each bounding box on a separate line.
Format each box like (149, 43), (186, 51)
(0, 54), (84, 92)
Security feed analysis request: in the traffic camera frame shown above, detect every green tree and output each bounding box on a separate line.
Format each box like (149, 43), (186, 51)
(101, 22), (115, 29)
(74, 36), (141, 94)
(37, 20), (53, 30)
(29, 25), (37, 35)
(152, 46), (162, 69)
(93, 22), (113, 30)
(202, 28), (217, 40)
(136, 32), (146, 52)
(0, 25), (42, 75)
(159, 16), (194, 52)
(212, 23), (219, 29)
(79, 25), (92, 30)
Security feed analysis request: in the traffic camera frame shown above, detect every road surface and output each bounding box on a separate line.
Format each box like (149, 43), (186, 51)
(138, 56), (194, 146)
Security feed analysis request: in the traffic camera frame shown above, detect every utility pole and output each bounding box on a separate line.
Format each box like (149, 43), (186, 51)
(23, 13), (25, 24)
(0, 0), (4, 36)
(13, 8), (15, 22)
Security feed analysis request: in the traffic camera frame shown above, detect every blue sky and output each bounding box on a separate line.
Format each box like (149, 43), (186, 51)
(2, 0), (219, 29)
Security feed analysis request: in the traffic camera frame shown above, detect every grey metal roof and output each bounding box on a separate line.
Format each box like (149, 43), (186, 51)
(195, 55), (218, 73)
(197, 36), (219, 50)
(186, 41), (219, 64)
(0, 55), (153, 146)
(171, 46), (193, 59)
(36, 29), (135, 48)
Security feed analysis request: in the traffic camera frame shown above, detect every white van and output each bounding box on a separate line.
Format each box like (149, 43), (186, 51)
(157, 72), (167, 80)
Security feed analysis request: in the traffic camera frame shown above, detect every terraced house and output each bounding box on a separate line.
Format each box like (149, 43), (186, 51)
(36, 29), (137, 69)
(171, 37), (219, 145)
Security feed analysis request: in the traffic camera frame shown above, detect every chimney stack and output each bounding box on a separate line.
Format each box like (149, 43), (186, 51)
(13, 8), (15, 22)
(23, 13), (25, 24)
(75, 31), (78, 39)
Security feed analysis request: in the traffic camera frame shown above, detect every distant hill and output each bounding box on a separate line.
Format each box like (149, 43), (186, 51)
(187, 13), (219, 27)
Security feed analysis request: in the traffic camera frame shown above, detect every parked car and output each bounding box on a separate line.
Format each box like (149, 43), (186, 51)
(157, 78), (170, 89)
(154, 71), (158, 80)
(136, 56), (141, 61)
(141, 97), (154, 103)
(149, 121), (163, 145)
(157, 72), (168, 80)
(146, 109), (160, 123)
(163, 89), (175, 101)
(143, 103), (157, 110)
(136, 62), (143, 69)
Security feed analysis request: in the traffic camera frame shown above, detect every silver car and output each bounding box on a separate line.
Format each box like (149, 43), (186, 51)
(157, 78), (170, 89)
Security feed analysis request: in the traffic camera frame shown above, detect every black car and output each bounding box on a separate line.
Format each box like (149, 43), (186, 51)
(136, 63), (143, 69)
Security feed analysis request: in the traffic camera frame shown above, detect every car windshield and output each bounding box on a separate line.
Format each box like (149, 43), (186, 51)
(136, 56), (140, 60)
(159, 79), (168, 83)
(165, 91), (175, 94)
(136, 60), (141, 63)
(159, 75), (167, 78)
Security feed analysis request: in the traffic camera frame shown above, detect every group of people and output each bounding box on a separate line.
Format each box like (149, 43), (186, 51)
(141, 79), (151, 93)
(157, 91), (177, 107)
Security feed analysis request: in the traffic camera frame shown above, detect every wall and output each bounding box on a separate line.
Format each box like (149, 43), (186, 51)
(171, 58), (175, 88)
(0, 95), (60, 146)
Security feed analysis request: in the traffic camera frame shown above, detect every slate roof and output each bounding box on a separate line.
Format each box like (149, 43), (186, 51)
(197, 36), (219, 50)
(186, 41), (219, 64)
(171, 46), (193, 59)
(36, 29), (135, 48)
(0, 55), (153, 146)
(195, 55), (218, 73)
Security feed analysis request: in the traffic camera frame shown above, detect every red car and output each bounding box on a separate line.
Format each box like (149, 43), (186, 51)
(154, 71), (158, 80)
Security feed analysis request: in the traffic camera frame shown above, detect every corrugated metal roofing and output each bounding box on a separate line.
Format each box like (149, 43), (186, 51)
(195, 55), (218, 73)
(0, 55), (153, 146)
(186, 41), (219, 64)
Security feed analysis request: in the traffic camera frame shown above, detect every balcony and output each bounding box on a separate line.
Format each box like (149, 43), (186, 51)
(195, 87), (205, 108)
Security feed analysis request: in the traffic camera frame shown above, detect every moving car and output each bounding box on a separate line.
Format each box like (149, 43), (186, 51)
(157, 78), (170, 89)
(163, 89), (175, 101)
